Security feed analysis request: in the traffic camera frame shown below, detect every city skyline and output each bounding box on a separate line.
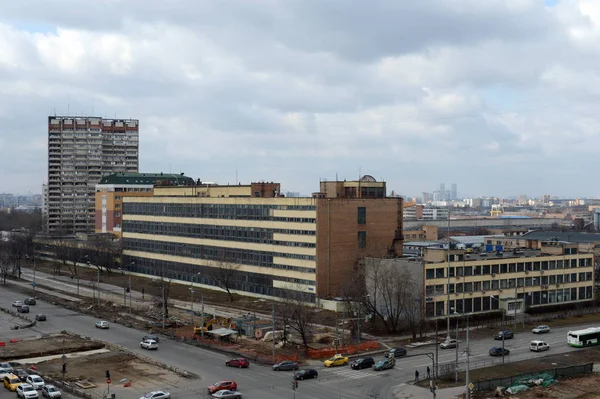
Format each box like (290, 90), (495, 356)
(2, 1), (600, 197)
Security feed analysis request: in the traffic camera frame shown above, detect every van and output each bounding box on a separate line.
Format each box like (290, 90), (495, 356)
(530, 340), (550, 352)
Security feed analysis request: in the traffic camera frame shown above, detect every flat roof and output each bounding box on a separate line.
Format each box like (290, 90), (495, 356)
(522, 230), (600, 243)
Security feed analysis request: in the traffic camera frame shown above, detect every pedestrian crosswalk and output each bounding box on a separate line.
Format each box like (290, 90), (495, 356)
(324, 367), (381, 380)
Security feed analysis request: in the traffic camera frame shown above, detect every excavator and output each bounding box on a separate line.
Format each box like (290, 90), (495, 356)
(193, 316), (236, 335)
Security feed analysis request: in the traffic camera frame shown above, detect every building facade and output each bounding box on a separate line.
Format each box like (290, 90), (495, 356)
(121, 183), (403, 301)
(47, 116), (139, 234)
(94, 173), (195, 238)
(423, 244), (594, 318)
(317, 175), (386, 199)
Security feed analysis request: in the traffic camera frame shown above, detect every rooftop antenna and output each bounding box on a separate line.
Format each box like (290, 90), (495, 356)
(445, 207), (451, 342)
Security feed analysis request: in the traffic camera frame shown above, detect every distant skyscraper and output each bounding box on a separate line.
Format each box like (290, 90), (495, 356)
(451, 183), (457, 200)
(47, 116), (139, 234)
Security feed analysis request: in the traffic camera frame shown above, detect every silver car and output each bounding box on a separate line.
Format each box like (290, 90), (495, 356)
(212, 390), (242, 399)
(17, 384), (39, 399)
(26, 375), (45, 389)
(139, 391), (170, 399)
(95, 321), (110, 329)
(41, 385), (61, 398)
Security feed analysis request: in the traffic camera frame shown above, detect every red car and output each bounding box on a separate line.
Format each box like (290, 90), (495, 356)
(225, 358), (249, 368)
(208, 381), (238, 394)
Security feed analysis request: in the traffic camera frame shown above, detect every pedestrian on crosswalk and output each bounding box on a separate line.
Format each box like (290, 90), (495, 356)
(415, 370), (419, 382)
(427, 366), (430, 379)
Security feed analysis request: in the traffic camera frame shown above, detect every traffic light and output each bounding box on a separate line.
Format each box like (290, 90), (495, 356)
(62, 364), (66, 374)
(295, 381), (299, 389)
(291, 380), (298, 391)
(105, 370), (110, 379)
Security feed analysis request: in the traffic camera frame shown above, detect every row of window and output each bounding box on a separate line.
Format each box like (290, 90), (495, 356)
(425, 286), (594, 316)
(425, 258), (593, 279)
(124, 203), (316, 221)
(123, 220), (316, 247)
(122, 255), (316, 302)
(123, 238), (316, 268)
(426, 273), (594, 295)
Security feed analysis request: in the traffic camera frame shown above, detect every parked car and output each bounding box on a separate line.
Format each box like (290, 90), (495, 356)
(4, 374), (23, 391)
(494, 330), (514, 340)
(211, 390), (242, 399)
(272, 361), (298, 371)
(532, 325), (551, 334)
(207, 381), (237, 394)
(142, 334), (159, 343)
(0, 363), (13, 370)
(489, 347), (510, 357)
(225, 358), (249, 368)
(323, 354), (349, 367)
(12, 301), (23, 308)
(8, 362), (21, 368)
(16, 384), (38, 399)
(373, 358), (395, 371)
(41, 385), (61, 398)
(13, 369), (29, 382)
(17, 305), (30, 314)
(25, 375), (45, 390)
(351, 357), (375, 370)
(530, 340), (550, 352)
(0, 368), (13, 380)
(140, 340), (158, 350)
(24, 298), (36, 306)
(95, 321), (110, 329)
(139, 391), (170, 399)
(35, 314), (46, 322)
(386, 347), (407, 358)
(293, 369), (318, 380)
(440, 339), (458, 349)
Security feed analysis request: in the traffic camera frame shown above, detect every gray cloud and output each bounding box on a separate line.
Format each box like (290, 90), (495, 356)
(0, 0), (599, 197)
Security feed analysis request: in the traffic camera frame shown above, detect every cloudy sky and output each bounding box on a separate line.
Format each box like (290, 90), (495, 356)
(1, 0), (600, 199)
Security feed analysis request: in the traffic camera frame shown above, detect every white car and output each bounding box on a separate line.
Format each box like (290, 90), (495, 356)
(26, 375), (45, 389)
(0, 362), (13, 370)
(440, 339), (457, 349)
(17, 384), (39, 399)
(95, 321), (110, 329)
(12, 300), (23, 307)
(530, 340), (550, 352)
(140, 339), (158, 350)
(41, 385), (61, 399)
(212, 390), (242, 399)
(532, 325), (551, 334)
(139, 391), (171, 399)
(0, 367), (13, 379)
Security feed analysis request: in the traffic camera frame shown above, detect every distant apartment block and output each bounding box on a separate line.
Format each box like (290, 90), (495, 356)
(47, 116), (139, 234)
(95, 172), (195, 238)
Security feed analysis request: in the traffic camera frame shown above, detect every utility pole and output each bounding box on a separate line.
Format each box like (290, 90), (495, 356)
(128, 264), (133, 316)
(446, 212), (451, 341)
(434, 319), (439, 381)
(96, 268), (100, 306)
(514, 283), (518, 332)
(201, 293), (205, 339)
(33, 256), (36, 296)
(455, 316), (459, 384)
(272, 303), (276, 363)
(161, 281), (166, 331)
(502, 333), (505, 364)
(466, 315), (471, 399)
(190, 286), (195, 326)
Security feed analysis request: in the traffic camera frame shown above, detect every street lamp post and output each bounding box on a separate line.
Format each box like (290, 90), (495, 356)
(465, 314), (471, 399)
(26, 255), (36, 296)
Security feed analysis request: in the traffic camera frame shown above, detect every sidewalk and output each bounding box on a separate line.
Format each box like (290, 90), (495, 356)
(394, 383), (465, 399)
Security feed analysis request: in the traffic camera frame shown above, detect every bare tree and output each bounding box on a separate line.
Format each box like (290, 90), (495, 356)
(0, 242), (10, 284)
(361, 258), (417, 334)
(276, 288), (317, 353)
(151, 277), (172, 318)
(88, 239), (120, 275)
(212, 259), (240, 302)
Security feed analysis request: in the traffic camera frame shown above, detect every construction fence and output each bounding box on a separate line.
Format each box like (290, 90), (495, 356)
(474, 362), (594, 392)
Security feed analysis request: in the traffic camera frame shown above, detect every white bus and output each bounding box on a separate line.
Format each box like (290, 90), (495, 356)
(567, 327), (600, 348)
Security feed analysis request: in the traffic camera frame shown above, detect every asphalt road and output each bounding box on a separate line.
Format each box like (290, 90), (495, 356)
(0, 282), (598, 399)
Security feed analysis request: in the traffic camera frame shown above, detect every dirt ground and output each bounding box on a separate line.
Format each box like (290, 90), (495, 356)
(513, 374), (600, 399)
(34, 351), (195, 398)
(0, 334), (104, 361)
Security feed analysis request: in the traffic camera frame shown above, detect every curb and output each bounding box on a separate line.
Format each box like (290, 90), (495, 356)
(0, 306), (36, 330)
(61, 330), (198, 380)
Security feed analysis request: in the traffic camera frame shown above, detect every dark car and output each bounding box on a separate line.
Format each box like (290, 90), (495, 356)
(351, 357), (375, 370)
(373, 358), (395, 371)
(225, 358), (249, 368)
(142, 334), (159, 343)
(24, 298), (36, 306)
(17, 305), (30, 313)
(35, 314), (46, 321)
(13, 369), (29, 382)
(494, 330), (514, 340)
(489, 347), (510, 357)
(294, 369), (318, 380)
(272, 360), (299, 371)
(387, 347), (407, 358)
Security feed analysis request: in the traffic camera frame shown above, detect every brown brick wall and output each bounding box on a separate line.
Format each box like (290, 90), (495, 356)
(315, 198), (403, 298)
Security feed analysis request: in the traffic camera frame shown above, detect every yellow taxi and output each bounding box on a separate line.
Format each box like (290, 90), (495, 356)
(323, 354), (349, 367)
(3, 374), (22, 391)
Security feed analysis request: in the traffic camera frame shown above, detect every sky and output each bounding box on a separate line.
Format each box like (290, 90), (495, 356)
(1, 0), (600, 198)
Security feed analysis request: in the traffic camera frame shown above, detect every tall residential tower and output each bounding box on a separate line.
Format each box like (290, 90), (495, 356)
(47, 116), (139, 234)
